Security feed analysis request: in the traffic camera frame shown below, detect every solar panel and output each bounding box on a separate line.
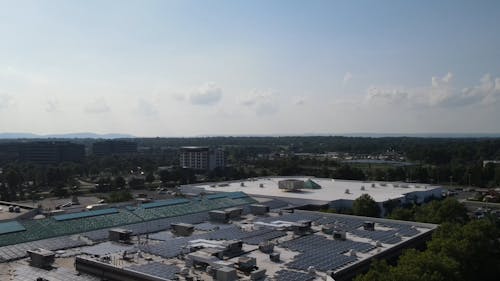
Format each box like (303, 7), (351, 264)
(141, 198), (190, 209)
(206, 193), (228, 200)
(0, 221), (26, 235)
(226, 192), (249, 199)
(275, 269), (315, 281)
(126, 262), (180, 280)
(53, 208), (119, 221)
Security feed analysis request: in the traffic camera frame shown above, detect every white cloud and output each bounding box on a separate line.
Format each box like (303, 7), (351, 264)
(45, 98), (60, 113)
(365, 87), (409, 105)
(241, 90), (278, 115)
(136, 98), (157, 116)
(428, 73), (500, 107)
(0, 93), (14, 110)
(84, 98), (110, 113)
(343, 72), (353, 83)
(293, 97), (306, 106)
(189, 82), (223, 105)
(365, 73), (500, 108)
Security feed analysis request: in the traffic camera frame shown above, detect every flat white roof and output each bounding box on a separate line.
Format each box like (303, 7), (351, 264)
(182, 177), (442, 204)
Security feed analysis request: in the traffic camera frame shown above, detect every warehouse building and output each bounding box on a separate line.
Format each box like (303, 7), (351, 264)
(181, 177), (444, 216)
(0, 191), (437, 281)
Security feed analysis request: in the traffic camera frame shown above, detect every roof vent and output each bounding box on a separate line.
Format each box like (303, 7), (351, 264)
(345, 188), (350, 194)
(360, 186), (365, 191)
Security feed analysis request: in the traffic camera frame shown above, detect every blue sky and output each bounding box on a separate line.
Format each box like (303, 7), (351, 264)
(1, 0), (500, 136)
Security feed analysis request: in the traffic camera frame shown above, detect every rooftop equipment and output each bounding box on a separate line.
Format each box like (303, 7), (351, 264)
(171, 223), (194, 236)
(363, 221), (375, 231)
(333, 230), (347, 241)
(258, 241), (275, 253)
(237, 256), (257, 272)
(224, 207), (243, 219)
(215, 266), (238, 281)
(250, 269), (267, 281)
(269, 252), (280, 262)
(27, 248), (55, 269)
(249, 204), (269, 215)
(209, 210), (230, 223)
(108, 228), (132, 243)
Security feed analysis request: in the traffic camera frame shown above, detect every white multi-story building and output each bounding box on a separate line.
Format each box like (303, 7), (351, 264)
(179, 146), (225, 170)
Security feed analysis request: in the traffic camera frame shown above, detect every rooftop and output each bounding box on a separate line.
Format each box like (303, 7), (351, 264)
(0, 205), (437, 281)
(181, 176), (442, 205)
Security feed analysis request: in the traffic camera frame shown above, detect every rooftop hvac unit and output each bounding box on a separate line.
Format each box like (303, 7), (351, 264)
(333, 230), (347, 240)
(363, 221), (375, 231)
(237, 256), (257, 272)
(345, 188), (350, 194)
(108, 228), (132, 243)
(249, 204), (269, 215)
(322, 224), (334, 234)
(27, 249), (55, 269)
(209, 210), (230, 223)
(171, 223), (195, 236)
(250, 269), (267, 281)
(215, 266), (238, 281)
(269, 252), (280, 262)
(360, 186), (365, 191)
(258, 241), (275, 253)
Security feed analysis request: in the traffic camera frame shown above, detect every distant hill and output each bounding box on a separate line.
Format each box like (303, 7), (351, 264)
(0, 132), (135, 139)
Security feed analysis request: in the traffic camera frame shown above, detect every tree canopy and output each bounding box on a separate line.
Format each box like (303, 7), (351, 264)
(357, 199), (500, 281)
(353, 194), (381, 217)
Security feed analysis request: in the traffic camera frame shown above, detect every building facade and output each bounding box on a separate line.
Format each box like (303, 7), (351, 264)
(179, 146), (225, 170)
(0, 141), (85, 165)
(92, 140), (138, 156)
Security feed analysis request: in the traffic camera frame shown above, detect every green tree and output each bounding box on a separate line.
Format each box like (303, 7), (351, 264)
(145, 172), (155, 183)
(107, 190), (133, 203)
(352, 194), (380, 217)
(113, 176), (126, 189)
(414, 198), (468, 224)
(428, 220), (500, 281)
(5, 169), (22, 201)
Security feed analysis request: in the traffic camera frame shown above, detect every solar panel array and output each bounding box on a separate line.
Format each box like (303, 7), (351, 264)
(0, 221), (26, 235)
(12, 264), (100, 281)
(126, 262), (180, 280)
(349, 229), (402, 244)
(260, 199), (291, 210)
(0, 235), (86, 262)
(53, 208), (119, 221)
(0, 194), (256, 247)
(282, 234), (369, 272)
(139, 233), (210, 258)
(274, 269), (315, 281)
(81, 241), (136, 256)
(141, 198), (190, 209)
(83, 211), (210, 242)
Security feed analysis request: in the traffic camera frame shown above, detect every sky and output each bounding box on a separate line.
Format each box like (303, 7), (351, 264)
(1, 0), (500, 137)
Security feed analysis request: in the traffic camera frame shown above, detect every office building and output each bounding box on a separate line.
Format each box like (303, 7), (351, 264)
(0, 141), (85, 165)
(179, 146), (225, 170)
(92, 140), (138, 156)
